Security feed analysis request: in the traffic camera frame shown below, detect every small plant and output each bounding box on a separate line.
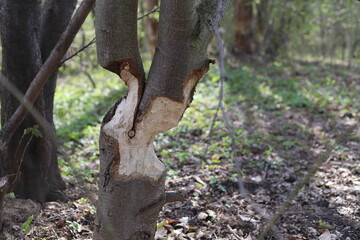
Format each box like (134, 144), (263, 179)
(209, 177), (227, 193)
(66, 220), (81, 232)
(78, 197), (87, 203)
(156, 221), (166, 228)
(282, 140), (297, 149)
(21, 215), (34, 234)
(245, 161), (265, 169)
(24, 125), (42, 138)
(318, 219), (331, 228)
(6, 192), (15, 199)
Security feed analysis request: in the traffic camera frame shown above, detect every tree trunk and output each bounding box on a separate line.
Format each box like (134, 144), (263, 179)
(93, 0), (227, 239)
(145, 0), (158, 55)
(0, 0), (76, 202)
(319, 4), (326, 59)
(38, 0), (77, 200)
(233, 0), (256, 54)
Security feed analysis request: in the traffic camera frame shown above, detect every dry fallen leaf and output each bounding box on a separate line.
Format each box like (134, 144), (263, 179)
(318, 231), (331, 240)
(197, 212), (208, 221)
(155, 226), (168, 239)
(239, 215), (260, 223)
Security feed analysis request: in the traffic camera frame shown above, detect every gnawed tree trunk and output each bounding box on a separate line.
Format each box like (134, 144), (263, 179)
(93, 0), (227, 239)
(0, 0), (76, 202)
(145, 0), (158, 55)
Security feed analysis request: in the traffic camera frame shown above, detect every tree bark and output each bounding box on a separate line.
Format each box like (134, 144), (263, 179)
(93, 0), (227, 239)
(0, 0), (76, 202)
(38, 0), (77, 200)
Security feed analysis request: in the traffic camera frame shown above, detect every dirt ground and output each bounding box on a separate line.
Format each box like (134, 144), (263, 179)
(1, 64), (360, 240)
(1, 112), (359, 240)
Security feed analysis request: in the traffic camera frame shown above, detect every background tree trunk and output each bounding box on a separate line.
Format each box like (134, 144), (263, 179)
(145, 0), (158, 55)
(0, 0), (76, 202)
(37, 0), (77, 201)
(93, 0), (227, 239)
(233, 0), (257, 54)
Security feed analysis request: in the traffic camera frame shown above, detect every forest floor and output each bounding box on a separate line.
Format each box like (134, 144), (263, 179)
(1, 59), (360, 240)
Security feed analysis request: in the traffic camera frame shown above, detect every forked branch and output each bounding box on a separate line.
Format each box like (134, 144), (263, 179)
(138, 0), (228, 129)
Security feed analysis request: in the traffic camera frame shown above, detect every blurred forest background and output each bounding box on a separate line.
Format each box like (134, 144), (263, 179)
(1, 0), (360, 239)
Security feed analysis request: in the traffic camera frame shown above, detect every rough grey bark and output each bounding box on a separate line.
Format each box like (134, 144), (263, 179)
(0, 176), (10, 231)
(93, 0), (227, 239)
(0, 0), (76, 201)
(40, 0), (77, 121)
(0, 0), (46, 201)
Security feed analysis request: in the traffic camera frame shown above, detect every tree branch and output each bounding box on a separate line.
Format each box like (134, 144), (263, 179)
(61, 6), (160, 65)
(96, 0), (145, 134)
(96, 0), (145, 82)
(139, 0), (228, 114)
(140, 0), (195, 108)
(138, 5), (159, 20)
(60, 37), (96, 65)
(0, 75), (57, 152)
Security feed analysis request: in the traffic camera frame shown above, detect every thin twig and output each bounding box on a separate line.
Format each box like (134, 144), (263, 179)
(256, 122), (359, 240)
(213, 0), (246, 195)
(203, 105), (219, 160)
(60, 37), (96, 64)
(137, 6), (159, 20)
(60, 6), (160, 65)
(227, 224), (242, 240)
(213, 1), (284, 239)
(252, 25), (354, 239)
(12, 134), (34, 188)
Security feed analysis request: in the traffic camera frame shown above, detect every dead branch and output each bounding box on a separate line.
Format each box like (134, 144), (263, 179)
(60, 37), (96, 64)
(0, 75), (56, 153)
(60, 6), (160, 65)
